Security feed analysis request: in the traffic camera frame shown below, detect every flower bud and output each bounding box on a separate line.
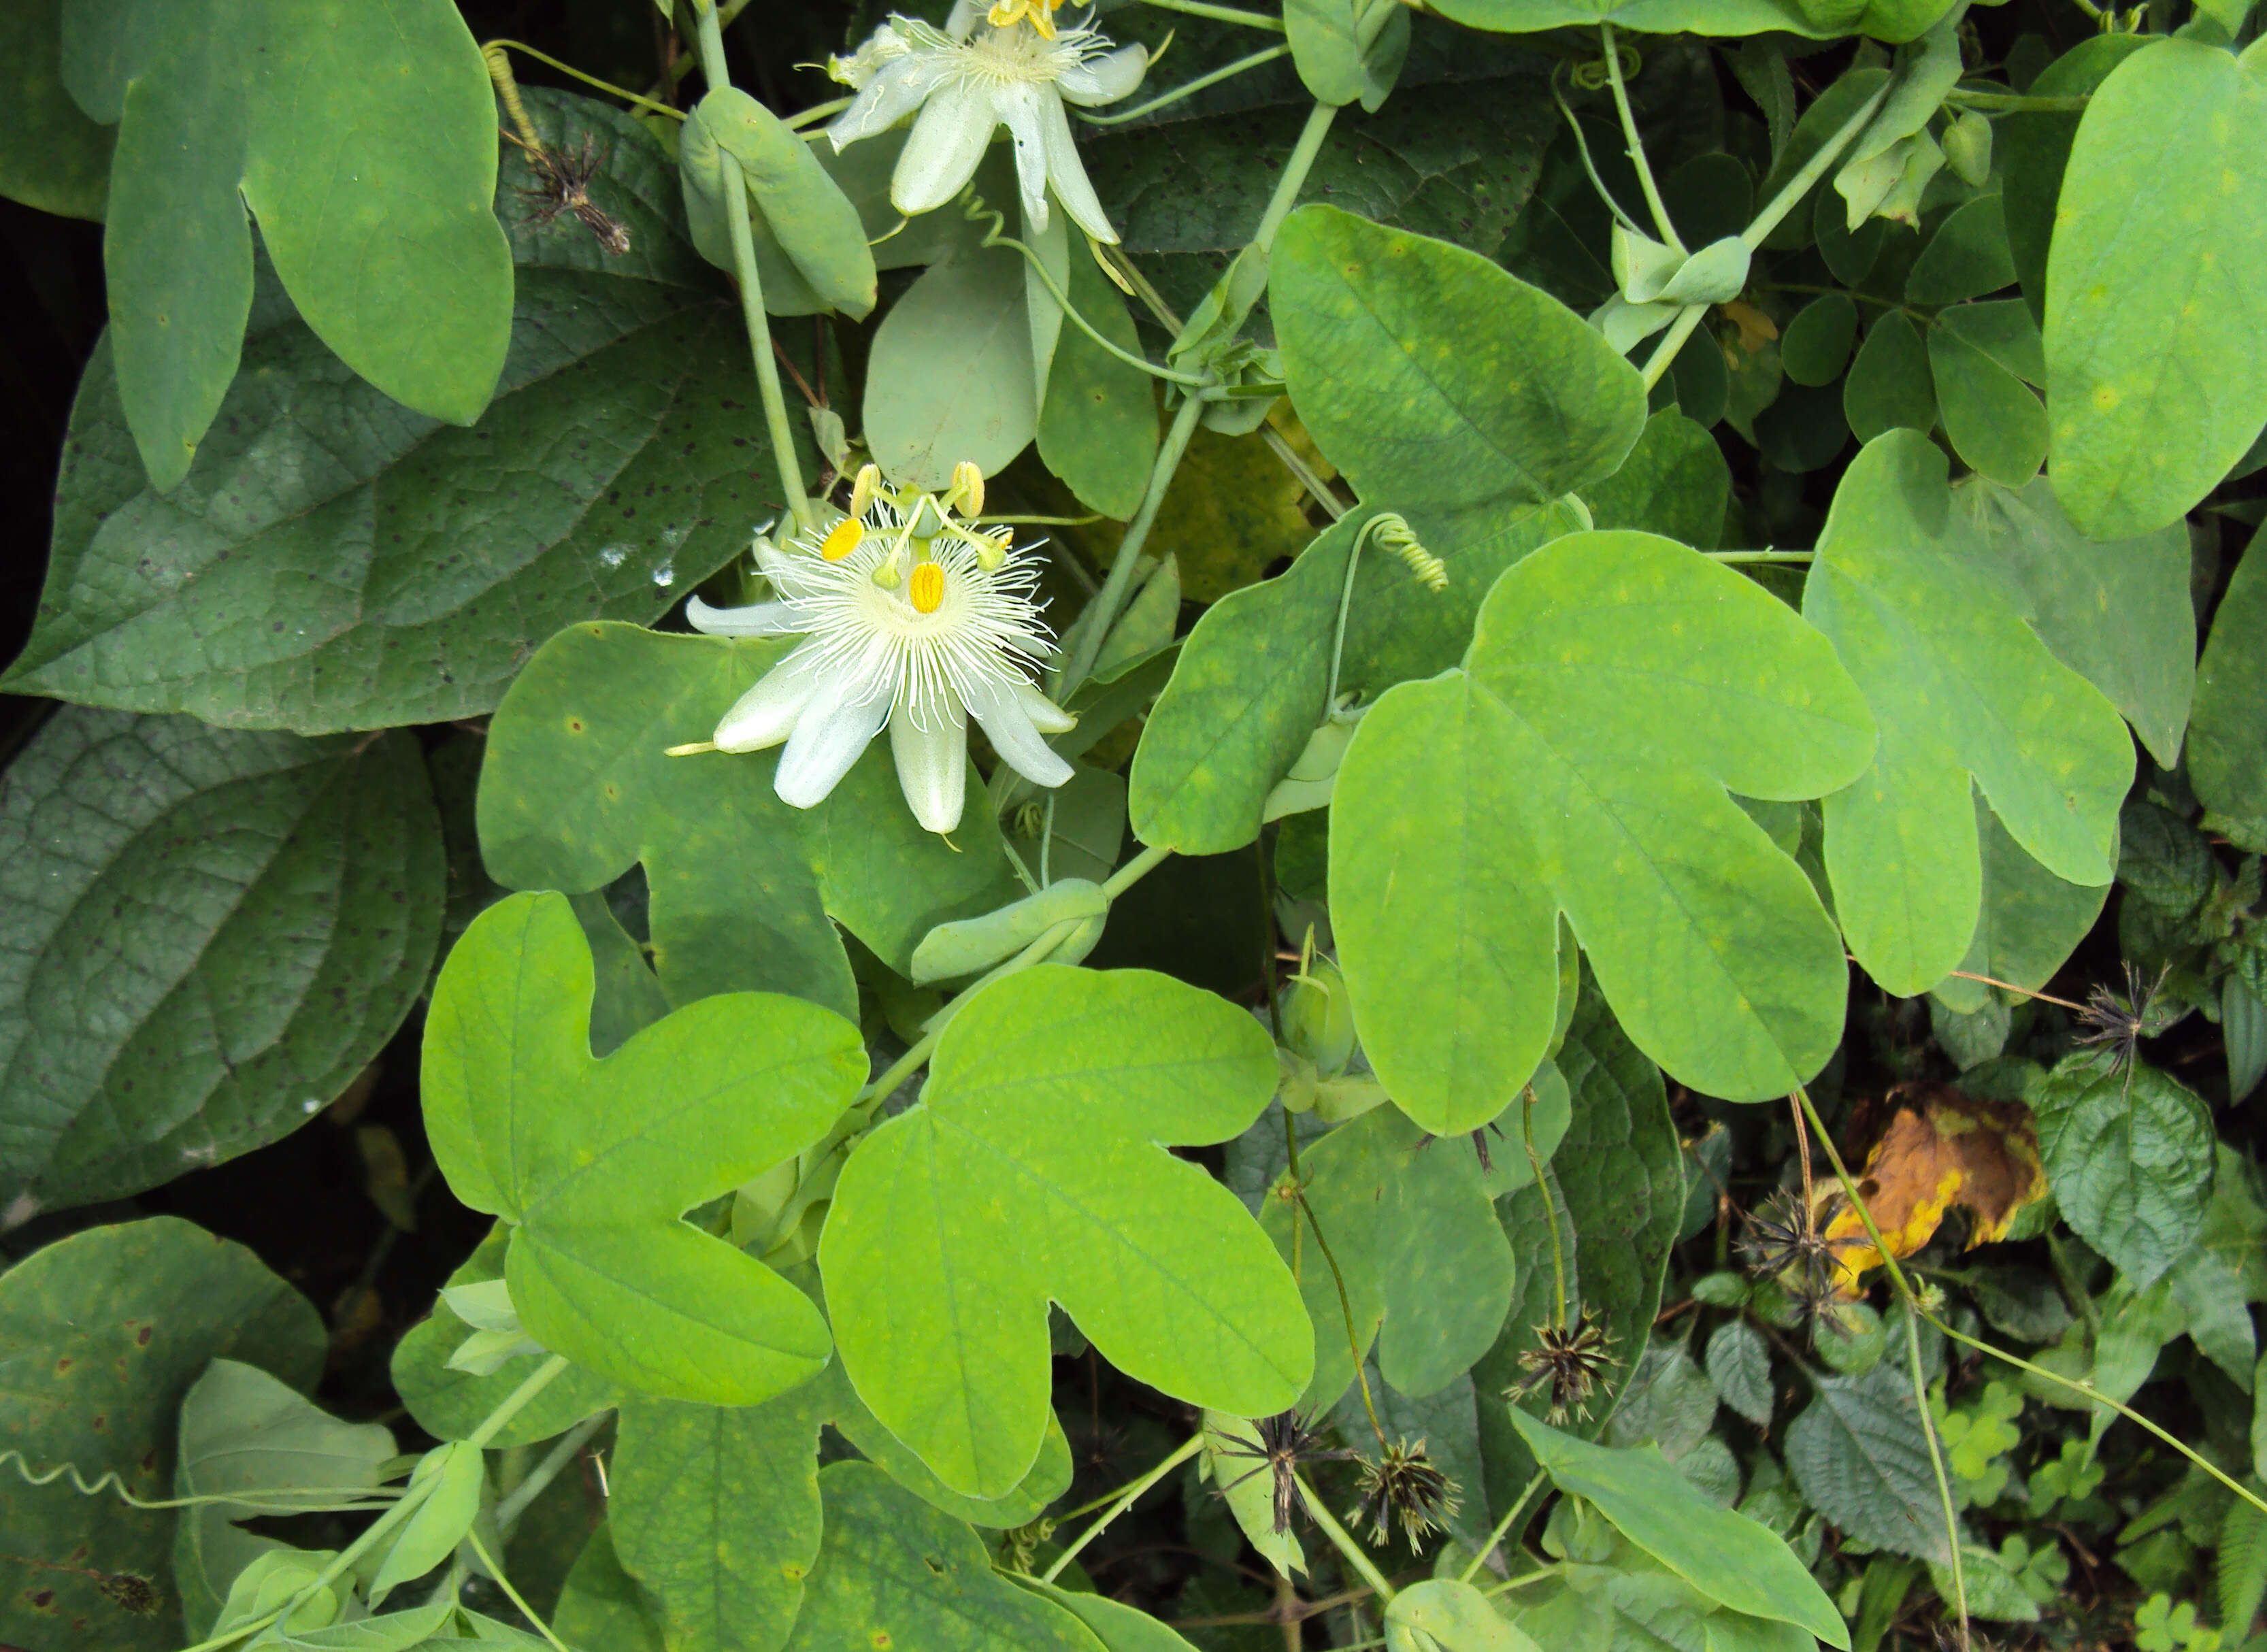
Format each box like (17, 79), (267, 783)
(1943, 110), (1992, 189)
(1278, 954), (1357, 1077)
(950, 460), (986, 521)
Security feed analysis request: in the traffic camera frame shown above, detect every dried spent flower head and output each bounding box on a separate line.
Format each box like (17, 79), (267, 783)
(1509, 1308), (1619, 1425)
(1738, 1188), (1846, 1295)
(1348, 1436), (1460, 1549)
(1214, 1410), (1357, 1535)
(2074, 962), (2174, 1088)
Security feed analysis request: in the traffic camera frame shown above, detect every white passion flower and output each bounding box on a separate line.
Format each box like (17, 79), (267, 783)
(825, 1), (1148, 244)
(684, 472), (1075, 836)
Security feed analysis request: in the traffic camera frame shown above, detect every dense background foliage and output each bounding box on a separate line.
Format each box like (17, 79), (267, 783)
(1, 1), (2264, 1651)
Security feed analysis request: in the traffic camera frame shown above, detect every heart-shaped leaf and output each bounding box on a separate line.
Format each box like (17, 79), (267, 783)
(821, 965), (1308, 1497)
(1804, 433), (2134, 995)
(422, 892), (865, 1405)
(1332, 531), (1874, 1129)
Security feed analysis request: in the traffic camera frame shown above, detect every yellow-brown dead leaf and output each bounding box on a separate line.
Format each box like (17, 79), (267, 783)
(1821, 1083), (2047, 1294)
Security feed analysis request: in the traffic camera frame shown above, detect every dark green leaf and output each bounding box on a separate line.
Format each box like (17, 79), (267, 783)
(7, 95), (806, 733)
(2032, 1055), (2215, 1289)
(1904, 196), (2015, 306)
(1272, 205), (1645, 546)
(1843, 312), (1936, 442)
(0, 707), (442, 1209)
(611, 1393), (825, 1652)
(0, 1218), (323, 1652)
(1781, 294), (1859, 388)
(0, 0), (111, 219)
(1259, 1102), (1515, 1407)
(1585, 410), (1730, 548)
(1928, 322), (2048, 487)
(1037, 231), (1159, 520)
(1706, 1321), (1775, 1427)
(1786, 1360), (1953, 1564)
(2192, 543), (2267, 827)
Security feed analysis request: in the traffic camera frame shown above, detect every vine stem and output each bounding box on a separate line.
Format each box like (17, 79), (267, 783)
(465, 1528), (572, 1652)
(471, 1355), (573, 1449)
(1457, 1470), (1549, 1586)
(1903, 1294), (1970, 1652)
(1253, 101), (1338, 258)
(1, 1451), (398, 1513)
(1600, 24), (1684, 252)
(1704, 549), (1813, 563)
(1522, 1086), (1569, 1329)
(1296, 1474), (1397, 1602)
(495, 1410), (608, 1536)
(1789, 1085), (2267, 1527)
(689, 0), (814, 533)
(1637, 303), (1708, 395)
(1743, 80), (1890, 250)
(484, 39), (684, 121)
(1040, 1434), (1205, 1583)
(965, 201), (1209, 385)
(1299, 1191), (1386, 1447)
(1054, 391), (1206, 699)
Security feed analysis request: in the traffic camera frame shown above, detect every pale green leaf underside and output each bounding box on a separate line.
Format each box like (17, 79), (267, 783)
(821, 965), (1308, 1499)
(1332, 531), (1874, 1128)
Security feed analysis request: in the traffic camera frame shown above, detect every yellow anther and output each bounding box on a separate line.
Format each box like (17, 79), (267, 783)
(910, 561), (946, 614)
(821, 516), (865, 561)
(849, 464), (880, 520)
(950, 460), (985, 521)
(988, 0), (1061, 36)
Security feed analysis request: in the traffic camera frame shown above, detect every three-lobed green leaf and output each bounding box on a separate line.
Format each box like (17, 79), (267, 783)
(423, 891), (865, 1405)
(1333, 531), (1874, 1130)
(821, 965), (1308, 1498)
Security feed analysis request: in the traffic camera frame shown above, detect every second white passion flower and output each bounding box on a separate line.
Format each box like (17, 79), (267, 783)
(825, 1), (1148, 244)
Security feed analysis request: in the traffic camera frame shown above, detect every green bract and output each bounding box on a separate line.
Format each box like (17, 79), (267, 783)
(821, 964), (1307, 1498)
(423, 891), (865, 1404)
(1333, 530), (1874, 1128)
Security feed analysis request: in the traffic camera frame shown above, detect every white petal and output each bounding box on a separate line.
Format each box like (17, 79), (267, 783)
(966, 674), (1074, 790)
(1015, 680), (1077, 733)
(945, 0), (987, 39)
(1034, 90), (1116, 244)
(715, 646), (827, 752)
(774, 680), (893, 809)
(829, 54), (953, 150)
(891, 698), (970, 833)
(685, 595), (804, 638)
(1059, 43), (1147, 108)
(892, 84), (997, 217)
(996, 82), (1055, 235)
